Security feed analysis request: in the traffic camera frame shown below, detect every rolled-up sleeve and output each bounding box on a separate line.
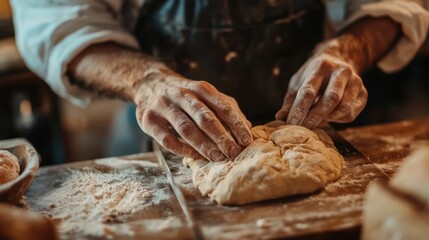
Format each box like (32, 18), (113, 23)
(342, 0), (429, 73)
(11, 0), (140, 106)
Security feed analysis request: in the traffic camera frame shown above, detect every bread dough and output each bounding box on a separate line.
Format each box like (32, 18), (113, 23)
(184, 122), (344, 205)
(0, 150), (20, 184)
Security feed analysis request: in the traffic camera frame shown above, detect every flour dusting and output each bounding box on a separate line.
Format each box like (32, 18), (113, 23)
(95, 158), (159, 169)
(31, 168), (170, 238)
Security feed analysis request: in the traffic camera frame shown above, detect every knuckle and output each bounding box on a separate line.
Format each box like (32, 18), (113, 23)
(184, 93), (201, 109)
(217, 100), (233, 117)
(342, 65), (353, 75)
(176, 118), (193, 136)
(197, 110), (216, 127)
(294, 106), (306, 115)
(198, 142), (213, 157)
(339, 104), (352, 115)
(159, 134), (175, 150)
(195, 81), (215, 93)
(232, 118), (246, 131)
(351, 74), (363, 86)
(299, 85), (317, 99)
(331, 78), (345, 90)
(142, 109), (157, 127)
(319, 58), (333, 69)
(153, 95), (169, 108)
(219, 138), (235, 154)
(166, 86), (181, 98)
(217, 134), (230, 146)
(326, 91), (341, 104)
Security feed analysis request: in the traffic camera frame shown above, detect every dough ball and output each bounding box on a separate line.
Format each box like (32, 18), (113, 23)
(0, 150), (20, 184)
(184, 124), (344, 205)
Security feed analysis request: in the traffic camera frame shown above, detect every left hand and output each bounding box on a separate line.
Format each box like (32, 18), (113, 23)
(276, 52), (368, 129)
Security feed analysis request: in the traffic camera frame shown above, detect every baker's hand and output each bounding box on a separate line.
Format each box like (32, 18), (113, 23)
(135, 74), (252, 161)
(276, 52), (368, 129)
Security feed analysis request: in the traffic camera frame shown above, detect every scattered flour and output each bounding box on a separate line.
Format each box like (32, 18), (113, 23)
(373, 162), (403, 174)
(95, 158), (158, 169)
(31, 168), (170, 238)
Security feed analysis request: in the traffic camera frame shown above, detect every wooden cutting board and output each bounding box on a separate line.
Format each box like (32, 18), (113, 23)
(24, 118), (429, 239)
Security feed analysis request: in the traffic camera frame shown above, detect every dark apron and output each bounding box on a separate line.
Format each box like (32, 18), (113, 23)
(134, 0), (324, 124)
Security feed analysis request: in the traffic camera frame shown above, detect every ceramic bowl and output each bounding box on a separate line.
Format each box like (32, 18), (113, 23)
(0, 138), (40, 205)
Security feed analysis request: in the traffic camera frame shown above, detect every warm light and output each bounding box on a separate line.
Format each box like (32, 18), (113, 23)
(19, 99), (34, 127)
(0, 0), (12, 19)
(20, 99), (32, 118)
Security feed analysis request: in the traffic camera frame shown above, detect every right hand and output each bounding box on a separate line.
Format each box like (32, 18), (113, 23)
(135, 74), (253, 161)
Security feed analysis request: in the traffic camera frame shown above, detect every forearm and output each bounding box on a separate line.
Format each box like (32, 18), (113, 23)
(68, 43), (175, 104)
(317, 16), (401, 74)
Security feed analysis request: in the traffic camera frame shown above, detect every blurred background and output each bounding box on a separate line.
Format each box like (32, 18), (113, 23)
(0, 0), (428, 165)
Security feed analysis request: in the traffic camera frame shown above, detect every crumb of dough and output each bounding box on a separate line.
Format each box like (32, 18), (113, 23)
(256, 219), (270, 228)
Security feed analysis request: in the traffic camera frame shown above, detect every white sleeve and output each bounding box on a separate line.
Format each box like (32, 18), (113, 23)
(341, 0), (429, 73)
(11, 0), (140, 106)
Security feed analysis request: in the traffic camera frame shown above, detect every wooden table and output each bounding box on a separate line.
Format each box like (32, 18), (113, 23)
(25, 118), (429, 239)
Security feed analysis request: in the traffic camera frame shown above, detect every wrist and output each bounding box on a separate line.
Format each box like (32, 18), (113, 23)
(132, 68), (184, 108)
(68, 42), (178, 103)
(315, 16), (401, 74)
(314, 36), (365, 73)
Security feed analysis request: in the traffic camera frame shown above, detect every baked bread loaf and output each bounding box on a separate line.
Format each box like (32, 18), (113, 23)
(362, 148), (429, 240)
(0, 150), (20, 184)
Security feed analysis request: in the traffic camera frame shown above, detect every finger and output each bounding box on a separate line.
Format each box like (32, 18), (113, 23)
(334, 87), (368, 123)
(286, 73), (325, 126)
(191, 81), (252, 148)
(140, 108), (202, 159)
(302, 67), (350, 128)
(168, 87), (243, 159)
(220, 92), (253, 129)
(276, 90), (297, 121)
(135, 105), (148, 134)
(276, 73), (302, 121)
(327, 74), (361, 121)
(356, 87), (368, 114)
(162, 100), (227, 161)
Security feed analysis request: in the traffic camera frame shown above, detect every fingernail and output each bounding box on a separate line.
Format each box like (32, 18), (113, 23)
(241, 134), (252, 146)
(210, 150), (224, 161)
(229, 146), (242, 159)
(276, 111), (286, 120)
(305, 120), (316, 129)
(288, 117), (299, 125)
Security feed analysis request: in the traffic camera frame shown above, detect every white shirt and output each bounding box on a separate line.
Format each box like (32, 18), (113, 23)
(10, 0), (429, 106)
